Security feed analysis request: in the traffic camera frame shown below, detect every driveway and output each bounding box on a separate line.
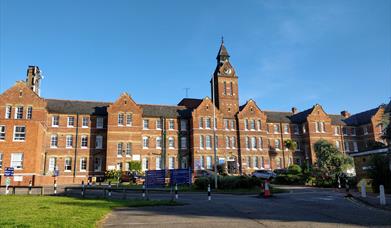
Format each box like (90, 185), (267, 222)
(102, 188), (391, 227)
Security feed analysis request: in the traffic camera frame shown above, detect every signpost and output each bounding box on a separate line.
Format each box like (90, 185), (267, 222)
(5, 167), (14, 177)
(4, 167), (14, 195)
(145, 170), (166, 188)
(169, 168), (192, 186)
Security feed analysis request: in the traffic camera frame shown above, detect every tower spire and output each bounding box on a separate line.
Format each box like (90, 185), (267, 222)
(216, 38), (229, 62)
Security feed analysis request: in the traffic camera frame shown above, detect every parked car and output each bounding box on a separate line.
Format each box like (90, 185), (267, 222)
(252, 170), (277, 180)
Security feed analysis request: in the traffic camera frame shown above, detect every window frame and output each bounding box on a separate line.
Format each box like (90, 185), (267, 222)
(11, 153), (23, 169)
(81, 135), (88, 149)
(80, 157), (87, 172)
(26, 106), (33, 119)
(67, 116), (75, 128)
(64, 157), (72, 172)
(50, 134), (58, 148)
(0, 125), (5, 141)
(13, 125), (26, 141)
(95, 135), (103, 149)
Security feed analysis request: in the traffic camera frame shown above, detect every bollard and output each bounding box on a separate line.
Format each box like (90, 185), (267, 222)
(380, 185), (386, 206)
(54, 178), (57, 195)
(208, 184), (211, 201)
(81, 181), (85, 197)
(345, 179), (352, 197)
(361, 180), (366, 198)
(108, 183), (112, 198)
(264, 180), (271, 198)
(175, 184), (178, 200)
(5, 184), (9, 195)
(337, 176), (341, 189)
(142, 184), (146, 199)
(28, 180), (32, 195)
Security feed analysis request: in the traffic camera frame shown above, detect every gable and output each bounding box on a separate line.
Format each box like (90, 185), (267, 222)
(0, 81), (46, 108)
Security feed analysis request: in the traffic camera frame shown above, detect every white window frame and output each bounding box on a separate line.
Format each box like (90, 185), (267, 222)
(0, 152), (3, 169)
(5, 105), (12, 119)
(250, 119), (255, 131)
(142, 157), (149, 171)
(275, 139), (281, 150)
(199, 117), (204, 129)
(81, 135), (88, 149)
(205, 135), (211, 149)
(64, 157), (72, 172)
(143, 136), (149, 149)
(26, 106), (33, 119)
(96, 117), (104, 129)
(117, 143), (123, 157)
(224, 119), (229, 130)
(48, 157), (57, 172)
(126, 143), (132, 156)
(206, 156), (212, 169)
(118, 113), (124, 126)
(155, 156), (161, 170)
(353, 141), (358, 152)
(52, 116), (59, 127)
(82, 116), (89, 128)
(258, 137), (263, 150)
(169, 156), (175, 169)
(50, 135), (58, 148)
(67, 116), (75, 128)
(168, 137), (175, 149)
(244, 119), (249, 130)
(199, 135), (204, 149)
(11, 153), (23, 169)
(15, 106), (23, 119)
(169, 119), (175, 130)
(231, 136), (236, 149)
(156, 119), (162, 130)
(251, 137), (257, 150)
(80, 157), (87, 172)
(283, 124), (289, 134)
(143, 119), (149, 129)
(225, 136), (230, 149)
(156, 137), (162, 149)
(13, 126), (26, 141)
(0, 125), (5, 141)
(126, 113), (133, 126)
(274, 124), (280, 133)
(231, 120), (235, 130)
(205, 118), (211, 129)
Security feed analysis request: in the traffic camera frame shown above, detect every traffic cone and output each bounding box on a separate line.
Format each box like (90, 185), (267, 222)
(264, 180), (271, 198)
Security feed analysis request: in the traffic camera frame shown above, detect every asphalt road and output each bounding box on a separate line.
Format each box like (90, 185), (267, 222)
(101, 188), (391, 228)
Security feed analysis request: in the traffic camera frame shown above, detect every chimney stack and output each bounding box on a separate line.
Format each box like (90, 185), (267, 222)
(341, 110), (350, 118)
(292, 107), (298, 114)
(26, 66), (42, 96)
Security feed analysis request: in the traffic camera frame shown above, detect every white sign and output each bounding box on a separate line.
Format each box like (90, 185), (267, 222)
(14, 175), (23, 182)
(132, 154), (140, 161)
(107, 165), (115, 171)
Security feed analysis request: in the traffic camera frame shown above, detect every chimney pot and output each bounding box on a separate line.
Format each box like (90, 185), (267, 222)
(341, 110), (350, 118)
(292, 107), (298, 114)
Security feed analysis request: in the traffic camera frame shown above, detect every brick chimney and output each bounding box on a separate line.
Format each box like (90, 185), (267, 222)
(26, 66), (42, 96)
(341, 110), (350, 118)
(292, 107), (298, 114)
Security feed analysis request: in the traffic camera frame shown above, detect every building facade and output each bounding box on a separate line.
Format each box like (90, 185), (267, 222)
(0, 42), (388, 185)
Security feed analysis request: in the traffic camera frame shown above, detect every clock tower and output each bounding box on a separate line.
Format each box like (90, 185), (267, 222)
(211, 39), (239, 118)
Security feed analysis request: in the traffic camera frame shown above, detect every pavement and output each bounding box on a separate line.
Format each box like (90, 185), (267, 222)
(100, 187), (391, 228)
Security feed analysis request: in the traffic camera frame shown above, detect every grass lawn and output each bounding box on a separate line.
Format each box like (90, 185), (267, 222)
(0, 195), (179, 228)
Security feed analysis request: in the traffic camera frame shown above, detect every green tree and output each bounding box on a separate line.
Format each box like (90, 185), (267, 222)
(313, 139), (353, 186)
(368, 154), (391, 193)
(128, 161), (142, 172)
(283, 139), (297, 168)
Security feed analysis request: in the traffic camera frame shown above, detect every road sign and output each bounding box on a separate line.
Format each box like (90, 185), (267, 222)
(170, 168), (191, 185)
(4, 167), (14, 177)
(146, 170), (166, 187)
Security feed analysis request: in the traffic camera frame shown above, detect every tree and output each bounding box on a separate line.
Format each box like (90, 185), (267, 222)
(128, 161), (142, 172)
(284, 139), (297, 168)
(313, 139), (353, 186)
(368, 154), (391, 193)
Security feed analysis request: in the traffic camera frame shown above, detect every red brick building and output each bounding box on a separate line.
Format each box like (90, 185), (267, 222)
(0, 42), (388, 185)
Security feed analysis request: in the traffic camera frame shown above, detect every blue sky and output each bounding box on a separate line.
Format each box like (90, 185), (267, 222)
(0, 0), (390, 114)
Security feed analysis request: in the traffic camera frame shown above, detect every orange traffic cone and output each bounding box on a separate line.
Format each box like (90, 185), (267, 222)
(264, 180), (271, 198)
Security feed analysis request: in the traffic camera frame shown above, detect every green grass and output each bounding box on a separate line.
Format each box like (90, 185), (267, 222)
(0, 195), (179, 228)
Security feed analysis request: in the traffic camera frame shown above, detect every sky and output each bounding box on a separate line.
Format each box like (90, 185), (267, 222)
(0, 0), (390, 115)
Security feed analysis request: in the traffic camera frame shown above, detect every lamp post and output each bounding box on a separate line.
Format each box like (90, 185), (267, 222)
(212, 75), (218, 189)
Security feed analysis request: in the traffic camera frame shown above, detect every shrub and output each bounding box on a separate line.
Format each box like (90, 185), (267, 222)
(287, 164), (302, 175)
(128, 161), (142, 172)
(105, 170), (122, 180)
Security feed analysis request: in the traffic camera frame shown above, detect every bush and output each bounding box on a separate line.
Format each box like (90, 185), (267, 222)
(368, 154), (391, 193)
(287, 164), (302, 175)
(105, 170), (122, 180)
(194, 176), (263, 190)
(128, 161), (142, 172)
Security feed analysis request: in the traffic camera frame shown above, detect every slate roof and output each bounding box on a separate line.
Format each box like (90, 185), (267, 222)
(289, 107), (314, 123)
(329, 114), (346, 126)
(264, 111), (292, 123)
(344, 107), (380, 126)
(140, 104), (191, 118)
(46, 99), (110, 115)
(178, 98), (203, 109)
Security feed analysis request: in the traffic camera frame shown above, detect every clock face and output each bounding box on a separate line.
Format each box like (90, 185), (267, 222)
(224, 68), (232, 74)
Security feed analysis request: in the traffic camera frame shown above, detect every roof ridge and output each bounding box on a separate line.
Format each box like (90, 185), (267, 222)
(140, 103), (183, 108)
(45, 98), (112, 104)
